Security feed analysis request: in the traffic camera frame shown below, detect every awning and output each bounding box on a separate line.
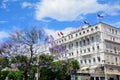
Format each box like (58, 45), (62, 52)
(81, 67), (89, 70)
(107, 72), (120, 75)
(90, 65), (98, 69)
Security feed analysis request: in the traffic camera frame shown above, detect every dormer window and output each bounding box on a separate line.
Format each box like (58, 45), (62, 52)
(95, 26), (98, 30)
(91, 28), (93, 31)
(76, 33), (78, 37)
(83, 31), (85, 34)
(87, 30), (89, 32)
(79, 32), (81, 35)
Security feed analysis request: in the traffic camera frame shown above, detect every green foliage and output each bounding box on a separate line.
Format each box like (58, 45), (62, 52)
(10, 56), (28, 71)
(0, 70), (9, 80)
(7, 71), (24, 80)
(0, 54), (79, 80)
(0, 57), (9, 69)
(38, 55), (80, 80)
(11, 56), (28, 64)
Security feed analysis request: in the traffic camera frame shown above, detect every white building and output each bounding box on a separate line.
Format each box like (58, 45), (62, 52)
(51, 22), (120, 80)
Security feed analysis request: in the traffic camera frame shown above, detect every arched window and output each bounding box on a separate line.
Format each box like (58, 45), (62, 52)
(91, 28), (94, 31)
(83, 40), (86, 46)
(87, 38), (90, 45)
(91, 36), (94, 42)
(97, 57), (101, 62)
(76, 41), (78, 47)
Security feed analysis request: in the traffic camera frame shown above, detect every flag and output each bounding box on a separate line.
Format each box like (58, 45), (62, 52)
(97, 14), (104, 18)
(58, 33), (61, 37)
(58, 32), (64, 37)
(60, 32), (64, 36)
(84, 21), (90, 25)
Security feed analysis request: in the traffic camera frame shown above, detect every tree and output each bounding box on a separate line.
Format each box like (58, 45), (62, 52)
(38, 54), (80, 80)
(0, 70), (9, 80)
(7, 71), (24, 80)
(0, 27), (44, 80)
(9, 28), (43, 80)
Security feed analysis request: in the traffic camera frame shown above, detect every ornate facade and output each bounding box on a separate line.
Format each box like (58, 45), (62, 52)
(51, 22), (120, 80)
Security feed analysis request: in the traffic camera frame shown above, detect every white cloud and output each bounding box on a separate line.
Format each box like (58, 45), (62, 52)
(22, 2), (34, 8)
(35, 0), (120, 21)
(0, 0), (17, 9)
(0, 20), (8, 23)
(0, 0), (8, 9)
(44, 27), (79, 39)
(0, 31), (9, 40)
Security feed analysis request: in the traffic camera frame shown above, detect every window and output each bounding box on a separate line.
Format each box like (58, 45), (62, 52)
(71, 52), (74, 56)
(65, 54), (67, 57)
(115, 57), (117, 62)
(71, 43), (73, 48)
(84, 60), (87, 64)
(97, 45), (99, 50)
(79, 41), (82, 46)
(92, 46), (95, 51)
(87, 38), (90, 45)
(59, 40), (61, 43)
(69, 44), (71, 49)
(83, 31), (85, 34)
(93, 58), (96, 62)
(81, 60), (83, 64)
(116, 30), (117, 34)
(112, 29), (114, 33)
(87, 30), (89, 32)
(91, 28), (93, 31)
(97, 57), (101, 62)
(62, 39), (63, 42)
(76, 41), (78, 47)
(84, 49), (86, 53)
(113, 37), (115, 41)
(77, 50), (79, 54)
(80, 50), (82, 53)
(79, 32), (81, 35)
(76, 33), (78, 37)
(91, 36), (94, 42)
(64, 38), (66, 41)
(96, 35), (100, 42)
(89, 59), (91, 63)
(83, 40), (86, 46)
(95, 26), (98, 30)
(68, 36), (70, 39)
(69, 53), (71, 56)
(114, 47), (117, 53)
(87, 48), (90, 52)
(71, 35), (73, 38)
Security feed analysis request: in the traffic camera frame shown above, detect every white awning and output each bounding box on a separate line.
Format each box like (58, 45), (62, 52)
(107, 72), (120, 75)
(90, 65), (98, 69)
(81, 67), (89, 70)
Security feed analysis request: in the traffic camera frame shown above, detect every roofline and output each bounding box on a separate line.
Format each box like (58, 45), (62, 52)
(55, 22), (120, 41)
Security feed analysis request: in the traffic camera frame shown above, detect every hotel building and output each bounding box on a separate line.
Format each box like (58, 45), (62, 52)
(51, 22), (120, 80)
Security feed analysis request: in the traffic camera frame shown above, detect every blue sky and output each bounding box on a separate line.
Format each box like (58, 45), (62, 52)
(0, 0), (120, 41)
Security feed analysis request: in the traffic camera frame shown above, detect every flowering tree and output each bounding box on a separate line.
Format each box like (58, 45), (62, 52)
(0, 27), (44, 80)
